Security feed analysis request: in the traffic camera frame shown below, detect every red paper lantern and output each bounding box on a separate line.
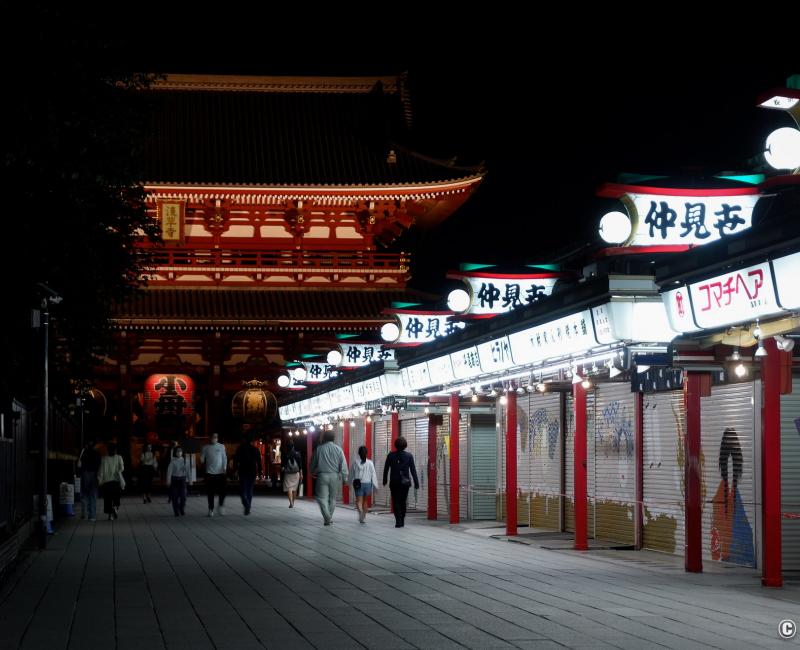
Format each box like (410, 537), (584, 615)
(143, 374), (195, 429)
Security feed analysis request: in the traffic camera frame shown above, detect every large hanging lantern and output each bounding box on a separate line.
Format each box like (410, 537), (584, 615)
(143, 374), (195, 429)
(232, 379), (278, 424)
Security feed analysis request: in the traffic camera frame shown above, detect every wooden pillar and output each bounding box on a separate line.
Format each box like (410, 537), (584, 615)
(342, 420), (351, 505)
(761, 337), (783, 587)
(365, 416), (373, 509)
(428, 414), (438, 519)
(449, 393), (460, 524)
(684, 372), (705, 573)
(573, 381), (588, 551)
(506, 389), (518, 536)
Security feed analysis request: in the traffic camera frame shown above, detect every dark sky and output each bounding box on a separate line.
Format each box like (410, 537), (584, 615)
(116, 17), (798, 292)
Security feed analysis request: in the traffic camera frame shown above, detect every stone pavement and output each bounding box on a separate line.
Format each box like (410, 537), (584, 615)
(1, 495), (798, 649)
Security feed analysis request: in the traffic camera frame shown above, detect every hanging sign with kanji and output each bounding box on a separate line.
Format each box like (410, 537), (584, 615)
(447, 272), (565, 317)
(384, 310), (466, 346)
(337, 343), (395, 368)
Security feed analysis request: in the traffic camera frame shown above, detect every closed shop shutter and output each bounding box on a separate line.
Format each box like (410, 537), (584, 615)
(780, 377), (800, 572)
(373, 418), (391, 508)
(642, 390), (686, 555)
(593, 382), (636, 545)
(459, 414), (469, 519)
(436, 420), (450, 518)
(399, 417), (424, 512)
(348, 419), (366, 502)
(565, 391), (595, 535)
(334, 426), (345, 502)
(701, 381), (757, 567)
(413, 417), (428, 512)
(526, 392), (562, 529)
(469, 413), (497, 519)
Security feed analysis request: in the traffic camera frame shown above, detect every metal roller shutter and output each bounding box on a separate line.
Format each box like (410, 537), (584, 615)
(348, 419), (366, 502)
(399, 418), (422, 511)
(373, 418), (391, 508)
(594, 383), (637, 545)
(515, 396), (532, 525)
(526, 392), (562, 530)
(780, 377), (800, 572)
(700, 382), (757, 567)
(459, 414), (469, 519)
(469, 413), (497, 520)
(436, 420), (450, 518)
(565, 391), (595, 535)
(413, 417), (428, 512)
(642, 390), (686, 555)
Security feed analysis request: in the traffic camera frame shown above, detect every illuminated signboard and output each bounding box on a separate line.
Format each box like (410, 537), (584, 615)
(447, 272), (563, 317)
(450, 346), (483, 380)
(477, 336), (514, 372)
(302, 362), (339, 383)
(427, 355), (455, 385)
(337, 343), (395, 368)
(508, 310), (599, 365)
(383, 309), (466, 345)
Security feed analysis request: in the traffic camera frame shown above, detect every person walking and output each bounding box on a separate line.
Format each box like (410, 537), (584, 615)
(310, 430), (348, 526)
(166, 446), (190, 516)
(233, 436), (262, 515)
(139, 443), (158, 504)
(77, 439), (101, 521)
(98, 442), (125, 521)
(350, 445), (378, 524)
(281, 439), (303, 508)
(382, 436), (419, 528)
(201, 433), (228, 516)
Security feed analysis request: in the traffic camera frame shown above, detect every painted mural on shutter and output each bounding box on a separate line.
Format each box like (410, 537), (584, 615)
(780, 377), (800, 572)
(642, 390), (686, 555)
(523, 392), (562, 529)
(469, 413), (497, 520)
(373, 418), (391, 508)
(565, 392), (595, 535)
(701, 382), (757, 567)
(593, 382), (637, 545)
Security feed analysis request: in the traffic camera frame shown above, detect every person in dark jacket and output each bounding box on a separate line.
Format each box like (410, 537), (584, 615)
(233, 436), (262, 515)
(382, 436), (419, 528)
(78, 440), (101, 521)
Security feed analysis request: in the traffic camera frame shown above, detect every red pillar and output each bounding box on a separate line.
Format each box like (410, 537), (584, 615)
(342, 420), (351, 505)
(506, 389), (518, 536)
(761, 337), (783, 587)
(305, 431), (314, 500)
(365, 416), (373, 509)
(428, 414), (438, 519)
(573, 382), (588, 551)
(449, 393), (460, 524)
(635, 391), (644, 550)
(684, 372), (703, 573)
(390, 411), (399, 513)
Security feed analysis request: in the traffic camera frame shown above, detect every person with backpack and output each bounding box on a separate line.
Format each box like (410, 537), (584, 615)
(382, 436), (419, 528)
(281, 439), (303, 508)
(233, 435), (263, 515)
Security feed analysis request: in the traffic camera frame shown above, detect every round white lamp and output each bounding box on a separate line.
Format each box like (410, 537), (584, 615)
(764, 127), (800, 170)
(599, 211), (632, 244)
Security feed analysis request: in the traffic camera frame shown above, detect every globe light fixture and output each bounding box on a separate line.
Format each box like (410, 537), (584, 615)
(447, 288), (471, 313)
(764, 127), (800, 170)
(734, 363), (747, 378)
(326, 349), (343, 366)
(277, 373), (291, 388)
(598, 211), (632, 244)
(380, 321), (401, 342)
(292, 366), (307, 381)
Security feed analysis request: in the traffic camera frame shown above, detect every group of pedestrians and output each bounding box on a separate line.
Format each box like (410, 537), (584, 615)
(77, 431), (420, 528)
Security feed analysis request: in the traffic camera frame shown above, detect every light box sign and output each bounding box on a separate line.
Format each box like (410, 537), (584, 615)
(338, 343), (394, 368)
(303, 362), (339, 383)
(385, 310), (466, 346)
(447, 272), (564, 317)
(508, 310), (598, 365)
(450, 346), (483, 380)
(351, 377), (384, 403)
(404, 362), (431, 391)
(772, 251), (800, 310)
(427, 355), (455, 385)
(477, 336), (515, 373)
(688, 261), (780, 329)
(662, 287), (702, 333)
(625, 190), (758, 246)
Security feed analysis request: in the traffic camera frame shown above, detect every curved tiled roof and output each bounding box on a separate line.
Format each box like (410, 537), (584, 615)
(142, 76), (482, 187)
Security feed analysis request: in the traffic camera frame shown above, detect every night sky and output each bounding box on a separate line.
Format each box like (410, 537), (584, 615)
(120, 20), (798, 293)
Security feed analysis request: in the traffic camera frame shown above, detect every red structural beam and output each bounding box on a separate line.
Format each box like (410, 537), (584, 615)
(761, 337), (783, 588)
(506, 389), (518, 537)
(428, 414), (438, 520)
(342, 420), (351, 506)
(365, 416), (373, 510)
(449, 393), (460, 525)
(635, 392), (644, 550)
(390, 411), (399, 514)
(573, 382), (588, 551)
(305, 432), (314, 500)
(684, 373), (705, 573)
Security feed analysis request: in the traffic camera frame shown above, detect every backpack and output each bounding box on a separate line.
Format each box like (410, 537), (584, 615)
(286, 453), (300, 474)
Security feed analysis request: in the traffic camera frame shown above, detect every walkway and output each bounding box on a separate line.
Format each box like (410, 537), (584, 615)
(1, 495), (798, 649)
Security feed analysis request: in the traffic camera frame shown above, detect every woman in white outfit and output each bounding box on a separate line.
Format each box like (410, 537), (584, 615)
(350, 445), (378, 523)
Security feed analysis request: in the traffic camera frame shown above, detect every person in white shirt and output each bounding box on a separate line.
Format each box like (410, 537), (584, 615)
(166, 446), (190, 517)
(98, 442), (125, 521)
(350, 445), (378, 524)
(201, 433), (228, 516)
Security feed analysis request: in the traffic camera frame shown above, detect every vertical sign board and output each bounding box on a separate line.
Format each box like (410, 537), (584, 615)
(450, 346), (483, 381)
(427, 356), (455, 386)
